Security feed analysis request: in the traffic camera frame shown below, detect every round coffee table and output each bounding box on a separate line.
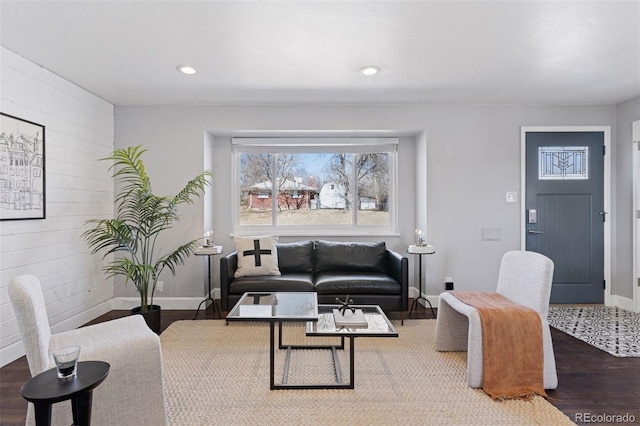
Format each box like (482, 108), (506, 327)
(20, 360), (110, 426)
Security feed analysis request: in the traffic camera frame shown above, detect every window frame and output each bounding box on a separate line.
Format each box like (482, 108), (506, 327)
(232, 137), (399, 237)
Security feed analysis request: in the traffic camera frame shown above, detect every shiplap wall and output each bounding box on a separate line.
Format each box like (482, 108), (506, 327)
(0, 47), (115, 367)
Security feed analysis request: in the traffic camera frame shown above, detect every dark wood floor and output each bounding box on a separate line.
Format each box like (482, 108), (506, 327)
(1, 301), (639, 425)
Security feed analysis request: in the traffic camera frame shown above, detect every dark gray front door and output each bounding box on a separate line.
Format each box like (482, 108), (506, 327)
(525, 131), (605, 304)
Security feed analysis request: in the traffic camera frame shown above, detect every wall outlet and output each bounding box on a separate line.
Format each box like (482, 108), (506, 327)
(156, 281), (164, 292)
(445, 277), (454, 291)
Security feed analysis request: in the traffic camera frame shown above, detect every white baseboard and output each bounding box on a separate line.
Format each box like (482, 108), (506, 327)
(50, 301), (113, 334)
(409, 288), (439, 311)
(0, 341), (27, 369)
(416, 290), (635, 313)
(608, 294), (635, 311)
(0, 295), (220, 368)
(0, 300), (113, 369)
(110, 296), (216, 310)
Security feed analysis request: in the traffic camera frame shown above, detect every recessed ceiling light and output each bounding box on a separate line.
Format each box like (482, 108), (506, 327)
(359, 66), (381, 76)
(176, 64), (197, 75)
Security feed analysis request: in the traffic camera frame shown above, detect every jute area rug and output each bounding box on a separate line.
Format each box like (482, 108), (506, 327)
(548, 306), (640, 357)
(160, 319), (573, 426)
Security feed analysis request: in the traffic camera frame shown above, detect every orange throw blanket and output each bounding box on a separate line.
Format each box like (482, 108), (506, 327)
(449, 291), (547, 400)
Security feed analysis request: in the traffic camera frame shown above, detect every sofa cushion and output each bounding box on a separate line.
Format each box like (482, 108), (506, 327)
(234, 235), (281, 278)
(314, 240), (388, 273)
(314, 272), (400, 295)
(229, 273), (314, 294)
(277, 241), (314, 274)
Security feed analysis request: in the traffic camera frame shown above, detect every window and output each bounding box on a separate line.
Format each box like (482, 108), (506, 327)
(539, 146), (589, 180)
(233, 137), (398, 236)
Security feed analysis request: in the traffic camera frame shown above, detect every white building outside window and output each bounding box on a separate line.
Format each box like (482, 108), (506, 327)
(232, 137), (398, 236)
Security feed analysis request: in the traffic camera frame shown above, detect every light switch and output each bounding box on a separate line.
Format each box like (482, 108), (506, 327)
(506, 191), (518, 203)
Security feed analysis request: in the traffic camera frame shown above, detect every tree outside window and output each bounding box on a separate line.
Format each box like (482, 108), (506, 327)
(233, 138), (396, 235)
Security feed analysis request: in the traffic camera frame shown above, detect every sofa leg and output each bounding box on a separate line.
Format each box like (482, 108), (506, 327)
(401, 310), (405, 325)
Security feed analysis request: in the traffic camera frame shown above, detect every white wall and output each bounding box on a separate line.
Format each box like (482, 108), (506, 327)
(613, 96), (640, 305)
(0, 48), (115, 367)
(114, 104), (622, 305)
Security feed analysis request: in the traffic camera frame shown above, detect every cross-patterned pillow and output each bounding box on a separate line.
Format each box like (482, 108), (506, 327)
(234, 235), (281, 278)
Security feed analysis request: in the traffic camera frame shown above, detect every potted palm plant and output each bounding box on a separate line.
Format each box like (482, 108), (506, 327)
(82, 145), (213, 333)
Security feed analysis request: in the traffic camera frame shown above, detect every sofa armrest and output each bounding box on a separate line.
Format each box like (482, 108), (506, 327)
(220, 251), (238, 312)
(387, 249), (409, 311)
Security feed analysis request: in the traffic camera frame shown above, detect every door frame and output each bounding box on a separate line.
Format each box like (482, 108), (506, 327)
(633, 120), (640, 313)
(520, 126), (611, 306)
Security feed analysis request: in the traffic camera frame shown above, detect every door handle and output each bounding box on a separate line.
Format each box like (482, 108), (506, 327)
(528, 229), (545, 235)
(599, 211), (608, 223)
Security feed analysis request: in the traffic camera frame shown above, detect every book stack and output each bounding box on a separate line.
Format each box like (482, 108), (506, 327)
(195, 245), (223, 255)
(408, 244), (435, 254)
(333, 309), (368, 328)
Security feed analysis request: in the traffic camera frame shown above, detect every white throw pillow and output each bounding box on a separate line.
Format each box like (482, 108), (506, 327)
(234, 235), (281, 278)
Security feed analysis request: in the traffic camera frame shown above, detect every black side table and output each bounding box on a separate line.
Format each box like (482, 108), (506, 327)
(21, 360), (110, 426)
(194, 247), (223, 319)
(408, 251), (437, 318)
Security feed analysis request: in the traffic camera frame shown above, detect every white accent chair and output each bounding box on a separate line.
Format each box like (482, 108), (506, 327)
(9, 275), (168, 425)
(435, 250), (558, 390)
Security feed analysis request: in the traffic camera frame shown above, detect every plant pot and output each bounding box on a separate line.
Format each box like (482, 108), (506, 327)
(131, 305), (161, 334)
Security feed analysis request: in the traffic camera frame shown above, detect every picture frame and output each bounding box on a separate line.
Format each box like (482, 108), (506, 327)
(0, 112), (46, 220)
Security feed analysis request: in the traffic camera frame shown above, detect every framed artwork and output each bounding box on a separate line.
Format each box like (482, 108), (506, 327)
(0, 113), (46, 220)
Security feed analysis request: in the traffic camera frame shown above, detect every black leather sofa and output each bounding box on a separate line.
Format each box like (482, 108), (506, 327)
(220, 240), (409, 319)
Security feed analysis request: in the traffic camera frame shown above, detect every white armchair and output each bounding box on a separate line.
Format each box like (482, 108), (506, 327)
(434, 250), (558, 390)
(9, 274), (167, 425)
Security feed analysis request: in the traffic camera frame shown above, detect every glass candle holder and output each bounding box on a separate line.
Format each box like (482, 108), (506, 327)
(203, 229), (213, 247)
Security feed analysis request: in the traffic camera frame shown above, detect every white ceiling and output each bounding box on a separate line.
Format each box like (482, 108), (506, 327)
(1, 1), (639, 106)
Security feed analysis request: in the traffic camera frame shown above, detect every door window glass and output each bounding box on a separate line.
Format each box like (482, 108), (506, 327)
(538, 146), (589, 180)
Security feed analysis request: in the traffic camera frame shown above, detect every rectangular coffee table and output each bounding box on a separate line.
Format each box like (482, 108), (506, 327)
(306, 304), (398, 389)
(226, 292), (398, 389)
(226, 292), (318, 390)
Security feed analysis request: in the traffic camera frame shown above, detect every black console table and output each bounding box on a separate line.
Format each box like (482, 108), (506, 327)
(20, 360), (110, 426)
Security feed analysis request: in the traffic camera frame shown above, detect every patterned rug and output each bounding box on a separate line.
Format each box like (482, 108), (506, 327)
(160, 320), (573, 425)
(548, 306), (640, 357)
